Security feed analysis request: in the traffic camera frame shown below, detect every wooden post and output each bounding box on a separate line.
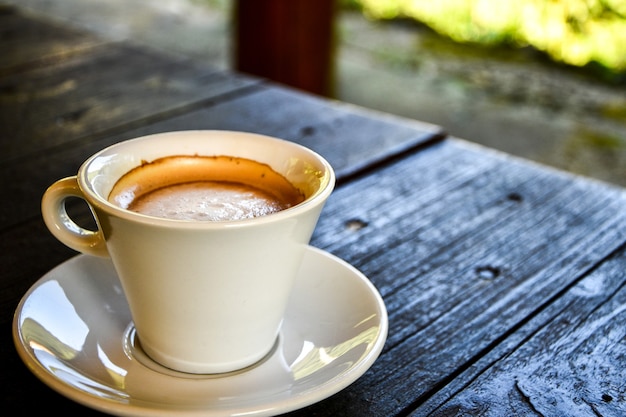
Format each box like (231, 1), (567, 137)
(233, 0), (336, 97)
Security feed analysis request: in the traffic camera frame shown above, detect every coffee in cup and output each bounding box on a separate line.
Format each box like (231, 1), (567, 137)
(108, 155), (305, 221)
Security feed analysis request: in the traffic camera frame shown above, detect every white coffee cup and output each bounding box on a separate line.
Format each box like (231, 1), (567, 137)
(41, 130), (335, 374)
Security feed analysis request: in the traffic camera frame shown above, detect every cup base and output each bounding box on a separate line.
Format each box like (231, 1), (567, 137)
(123, 324), (279, 378)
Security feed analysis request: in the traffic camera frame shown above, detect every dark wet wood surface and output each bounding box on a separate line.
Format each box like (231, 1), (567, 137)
(2, 6), (625, 416)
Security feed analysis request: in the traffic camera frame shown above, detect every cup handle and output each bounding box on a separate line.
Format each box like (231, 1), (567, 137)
(41, 176), (109, 257)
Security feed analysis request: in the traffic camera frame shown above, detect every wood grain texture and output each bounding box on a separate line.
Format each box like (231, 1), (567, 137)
(0, 83), (442, 230)
(119, 85), (445, 180)
(0, 39), (257, 162)
(419, 243), (626, 417)
(0, 4), (101, 74)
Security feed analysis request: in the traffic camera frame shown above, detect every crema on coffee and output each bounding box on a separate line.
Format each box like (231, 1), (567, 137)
(108, 155), (305, 221)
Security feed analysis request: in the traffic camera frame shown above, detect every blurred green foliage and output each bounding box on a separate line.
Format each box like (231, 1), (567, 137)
(345, 0), (626, 77)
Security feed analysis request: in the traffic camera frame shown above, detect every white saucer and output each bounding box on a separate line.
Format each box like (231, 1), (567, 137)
(13, 246), (387, 416)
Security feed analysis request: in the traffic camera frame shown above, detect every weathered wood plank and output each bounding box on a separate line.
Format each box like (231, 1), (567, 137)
(0, 41), (258, 162)
(284, 139), (626, 416)
(122, 85), (445, 180)
(417, 243), (626, 417)
(0, 84), (442, 231)
(0, 5), (101, 74)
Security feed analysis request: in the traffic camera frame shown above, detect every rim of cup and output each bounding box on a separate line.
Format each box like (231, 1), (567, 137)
(76, 130), (336, 228)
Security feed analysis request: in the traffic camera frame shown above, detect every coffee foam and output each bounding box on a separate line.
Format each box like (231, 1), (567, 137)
(129, 181), (289, 221)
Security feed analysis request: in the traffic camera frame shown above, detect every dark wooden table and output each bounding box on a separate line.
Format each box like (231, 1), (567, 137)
(2, 5), (626, 416)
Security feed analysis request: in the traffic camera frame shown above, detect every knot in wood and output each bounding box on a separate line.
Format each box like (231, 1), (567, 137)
(507, 192), (523, 203)
(345, 218), (368, 231)
(299, 126), (316, 137)
(475, 265), (501, 280)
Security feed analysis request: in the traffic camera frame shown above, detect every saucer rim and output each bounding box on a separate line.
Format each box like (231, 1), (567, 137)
(13, 246), (388, 417)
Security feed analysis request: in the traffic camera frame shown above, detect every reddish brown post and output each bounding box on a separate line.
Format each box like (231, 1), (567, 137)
(234, 0), (336, 97)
